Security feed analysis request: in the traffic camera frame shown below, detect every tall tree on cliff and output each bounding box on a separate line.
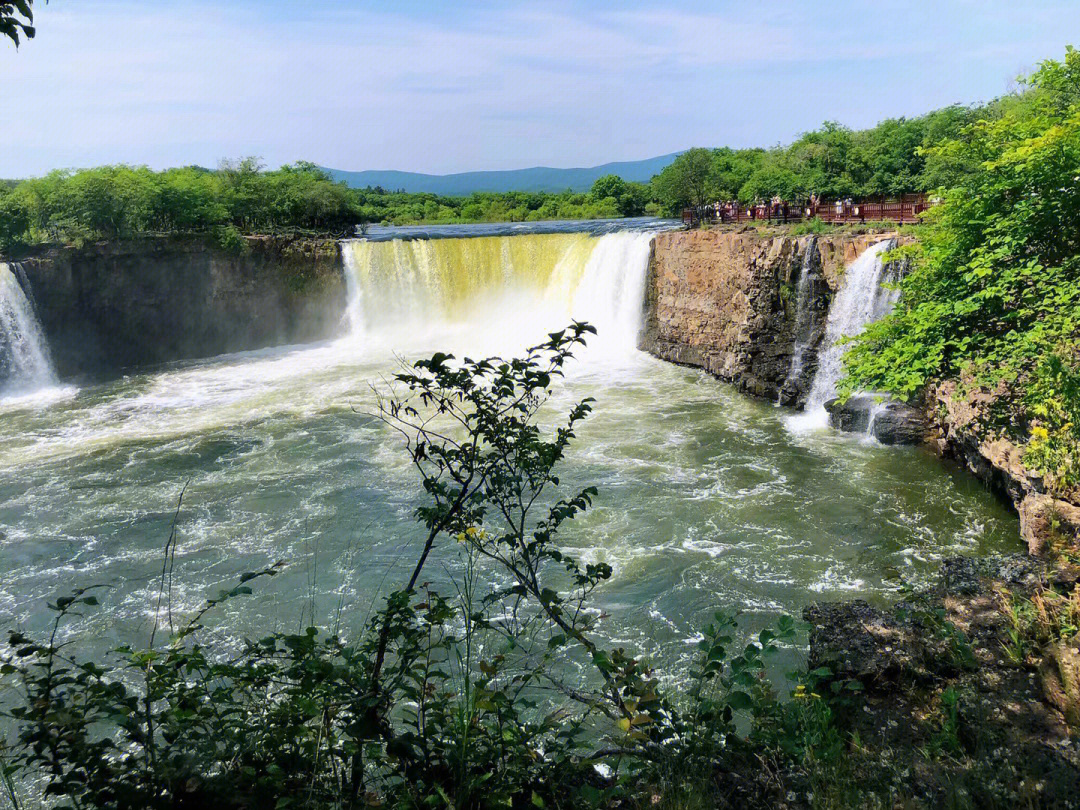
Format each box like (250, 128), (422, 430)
(653, 148), (718, 213)
(1, 0), (42, 47)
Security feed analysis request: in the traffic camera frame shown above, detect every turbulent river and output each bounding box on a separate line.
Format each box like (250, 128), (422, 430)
(0, 221), (1019, 673)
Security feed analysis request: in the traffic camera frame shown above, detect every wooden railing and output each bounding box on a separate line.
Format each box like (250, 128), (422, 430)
(682, 194), (932, 227)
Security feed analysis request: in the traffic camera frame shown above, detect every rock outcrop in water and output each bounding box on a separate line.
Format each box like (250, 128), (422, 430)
(825, 393), (929, 445)
(641, 227), (903, 404)
(11, 235), (346, 379)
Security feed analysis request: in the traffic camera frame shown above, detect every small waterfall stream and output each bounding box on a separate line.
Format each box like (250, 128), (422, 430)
(791, 239), (900, 428)
(778, 236), (819, 403)
(0, 261), (57, 397)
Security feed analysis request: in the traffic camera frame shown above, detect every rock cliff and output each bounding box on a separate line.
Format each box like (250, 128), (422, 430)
(14, 235), (346, 380)
(641, 226), (1080, 558)
(641, 227), (898, 404)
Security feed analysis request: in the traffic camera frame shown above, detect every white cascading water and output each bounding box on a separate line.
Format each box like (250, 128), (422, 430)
(0, 261), (58, 398)
(340, 231), (655, 361)
(777, 236), (819, 403)
(789, 239), (900, 430)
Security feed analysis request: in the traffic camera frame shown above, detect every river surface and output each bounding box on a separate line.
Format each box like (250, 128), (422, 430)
(0, 223), (1019, 674)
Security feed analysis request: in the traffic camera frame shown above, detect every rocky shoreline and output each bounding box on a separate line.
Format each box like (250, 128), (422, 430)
(794, 553), (1080, 807)
(639, 224), (1080, 805)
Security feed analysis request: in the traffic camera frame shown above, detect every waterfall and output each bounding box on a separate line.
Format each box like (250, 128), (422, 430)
(0, 261), (58, 398)
(778, 236), (819, 403)
(791, 239), (900, 429)
(339, 231), (655, 359)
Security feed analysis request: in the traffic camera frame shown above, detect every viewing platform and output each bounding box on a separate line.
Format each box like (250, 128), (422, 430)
(682, 194), (933, 227)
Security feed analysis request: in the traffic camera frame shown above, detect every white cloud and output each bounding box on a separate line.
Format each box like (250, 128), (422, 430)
(1, 0), (1078, 176)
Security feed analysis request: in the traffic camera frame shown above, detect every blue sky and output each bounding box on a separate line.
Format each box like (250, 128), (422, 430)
(2, 0), (1079, 177)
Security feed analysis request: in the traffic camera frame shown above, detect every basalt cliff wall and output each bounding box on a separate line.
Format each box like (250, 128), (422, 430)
(641, 226), (1080, 557)
(641, 227), (895, 405)
(12, 235), (347, 380)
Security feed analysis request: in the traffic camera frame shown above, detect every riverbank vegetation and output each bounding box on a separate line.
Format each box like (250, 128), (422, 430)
(841, 47), (1080, 494)
(0, 162), (657, 251)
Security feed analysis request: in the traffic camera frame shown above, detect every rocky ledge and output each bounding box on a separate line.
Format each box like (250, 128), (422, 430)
(824, 393), (930, 445)
(803, 554), (1080, 807)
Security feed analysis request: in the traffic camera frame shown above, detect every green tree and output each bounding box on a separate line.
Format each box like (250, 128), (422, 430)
(0, 187), (29, 249)
(652, 148), (718, 213)
(590, 173), (627, 202)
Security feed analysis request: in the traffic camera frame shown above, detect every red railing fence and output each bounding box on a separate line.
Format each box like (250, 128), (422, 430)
(682, 194), (933, 227)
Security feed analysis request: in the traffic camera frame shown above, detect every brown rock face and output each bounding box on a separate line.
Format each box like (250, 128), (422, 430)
(640, 228), (902, 404)
(1019, 493), (1080, 556)
(932, 380), (1080, 556)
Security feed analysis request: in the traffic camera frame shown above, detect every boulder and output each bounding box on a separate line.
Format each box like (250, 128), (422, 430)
(825, 393), (928, 445)
(1041, 639), (1080, 728)
(803, 600), (959, 688)
(1018, 493), (1080, 557)
(940, 553), (1043, 595)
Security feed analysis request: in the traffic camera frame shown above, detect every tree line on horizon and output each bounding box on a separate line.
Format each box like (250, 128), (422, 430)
(0, 79), (1039, 251)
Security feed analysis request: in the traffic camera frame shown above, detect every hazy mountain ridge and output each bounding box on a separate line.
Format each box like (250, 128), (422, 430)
(322, 153), (681, 195)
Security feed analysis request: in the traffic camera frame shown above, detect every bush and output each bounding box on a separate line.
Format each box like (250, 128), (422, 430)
(841, 48), (1080, 491)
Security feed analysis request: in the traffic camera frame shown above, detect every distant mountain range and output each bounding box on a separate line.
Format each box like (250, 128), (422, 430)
(322, 153), (681, 195)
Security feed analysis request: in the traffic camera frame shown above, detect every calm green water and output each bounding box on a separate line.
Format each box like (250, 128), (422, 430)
(0, 228), (1020, 674)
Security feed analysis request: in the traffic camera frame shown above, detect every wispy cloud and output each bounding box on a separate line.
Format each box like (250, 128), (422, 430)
(1, 0), (1078, 176)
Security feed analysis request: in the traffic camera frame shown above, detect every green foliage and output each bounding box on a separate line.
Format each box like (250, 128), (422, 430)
(213, 224), (247, 255)
(0, 187), (30, 250)
(356, 185), (636, 226)
(1, 161), (361, 246)
(648, 106), (993, 215)
(927, 687), (964, 758)
(841, 47), (1080, 491)
(590, 175), (651, 217)
(789, 217), (830, 236)
(0, 0), (38, 47)
(0, 161), (665, 248)
(651, 148), (720, 212)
